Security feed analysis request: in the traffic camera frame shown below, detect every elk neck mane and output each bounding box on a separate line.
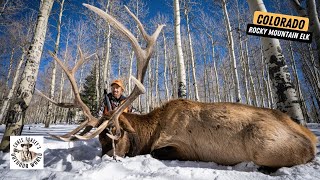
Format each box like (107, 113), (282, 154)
(120, 104), (165, 155)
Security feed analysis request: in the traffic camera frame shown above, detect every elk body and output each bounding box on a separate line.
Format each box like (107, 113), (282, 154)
(99, 99), (317, 168)
(41, 4), (317, 170)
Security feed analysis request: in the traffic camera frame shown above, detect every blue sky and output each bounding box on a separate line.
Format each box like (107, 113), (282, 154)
(2, 0), (288, 76)
(2, 0), (299, 87)
(37, 0), (181, 76)
(3, 0), (319, 112)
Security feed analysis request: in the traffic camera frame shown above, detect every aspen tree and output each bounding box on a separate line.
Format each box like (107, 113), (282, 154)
(221, 0), (241, 102)
(0, 0), (54, 151)
(174, 0), (187, 98)
(247, 0), (305, 124)
(45, 0), (65, 128)
(183, 0), (199, 101)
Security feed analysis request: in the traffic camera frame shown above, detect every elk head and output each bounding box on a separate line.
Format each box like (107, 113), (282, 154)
(37, 4), (165, 142)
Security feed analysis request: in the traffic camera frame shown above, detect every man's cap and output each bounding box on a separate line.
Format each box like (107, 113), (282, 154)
(111, 79), (125, 90)
(21, 139), (32, 148)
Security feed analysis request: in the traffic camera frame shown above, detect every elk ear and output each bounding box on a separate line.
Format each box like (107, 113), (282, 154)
(119, 115), (135, 133)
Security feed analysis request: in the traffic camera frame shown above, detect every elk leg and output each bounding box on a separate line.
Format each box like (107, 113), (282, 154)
(99, 129), (113, 157)
(111, 137), (118, 161)
(151, 146), (183, 160)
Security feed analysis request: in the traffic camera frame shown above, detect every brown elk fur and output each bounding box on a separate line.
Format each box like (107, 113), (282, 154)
(99, 99), (317, 168)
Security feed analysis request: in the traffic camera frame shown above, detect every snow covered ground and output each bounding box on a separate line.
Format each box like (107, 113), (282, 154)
(0, 123), (319, 180)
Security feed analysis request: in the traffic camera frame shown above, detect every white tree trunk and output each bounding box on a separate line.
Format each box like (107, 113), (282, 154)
(70, 30), (82, 97)
(255, 67), (265, 107)
(266, 64), (274, 107)
(289, 41), (309, 121)
(128, 0), (140, 92)
(95, 57), (100, 112)
(129, 51), (134, 92)
(241, 45), (250, 105)
(57, 20), (71, 123)
(307, 44), (320, 104)
(150, 61), (154, 110)
(5, 48), (15, 89)
(185, 42), (192, 99)
(103, 0), (112, 90)
(222, 66), (230, 102)
(184, 2), (199, 101)
(222, 0), (241, 102)
(45, 0), (64, 128)
(79, 66), (85, 92)
(201, 42), (208, 101)
(207, 65), (216, 103)
(0, 50), (26, 124)
(1, 47), (15, 100)
(261, 43), (274, 108)
(169, 52), (176, 98)
(155, 44), (159, 106)
(291, 0), (320, 73)
(0, 0), (54, 151)
(174, 0), (187, 98)
(239, 37), (250, 104)
(245, 40), (258, 106)
(306, 0), (320, 62)
(206, 65), (212, 102)
(162, 31), (170, 101)
(247, 0), (305, 124)
(146, 63), (151, 111)
(209, 36), (220, 102)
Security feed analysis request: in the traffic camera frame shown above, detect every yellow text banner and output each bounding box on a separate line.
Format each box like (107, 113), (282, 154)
(253, 11), (309, 31)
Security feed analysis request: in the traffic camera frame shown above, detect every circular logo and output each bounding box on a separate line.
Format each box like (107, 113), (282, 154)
(10, 136), (44, 169)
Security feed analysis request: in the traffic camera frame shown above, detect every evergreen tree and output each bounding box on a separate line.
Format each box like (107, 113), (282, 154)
(80, 67), (97, 115)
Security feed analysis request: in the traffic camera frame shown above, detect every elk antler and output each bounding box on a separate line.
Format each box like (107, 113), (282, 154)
(44, 4), (164, 142)
(73, 4), (165, 140)
(37, 47), (98, 141)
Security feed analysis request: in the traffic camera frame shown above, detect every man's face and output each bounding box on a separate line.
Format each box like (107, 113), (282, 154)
(22, 144), (30, 152)
(111, 84), (123, 99)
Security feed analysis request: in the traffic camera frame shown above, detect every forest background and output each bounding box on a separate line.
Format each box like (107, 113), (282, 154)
(0, 0), (319, 128)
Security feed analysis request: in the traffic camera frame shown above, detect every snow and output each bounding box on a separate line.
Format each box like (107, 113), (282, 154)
(0, 123), (320, 180)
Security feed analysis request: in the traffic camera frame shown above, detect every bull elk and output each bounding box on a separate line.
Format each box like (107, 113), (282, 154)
(38, 4), (317, 169)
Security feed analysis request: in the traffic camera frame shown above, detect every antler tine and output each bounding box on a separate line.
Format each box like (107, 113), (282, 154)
(124, 5), (150, 42)
(151, 24), (166, 43)
(80, 3), (165, 140)
(130, 75), (146, 94)
(35, 88), (79, 108)
(83, 3), (142, 57)
(49, 51), (71, 76)
(124, 6), (166, 48)
(72, 46), (96, 74)
(46, 49), (99, 141)
(48, 119), (90, 140)
(135, 23), (164, 83)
